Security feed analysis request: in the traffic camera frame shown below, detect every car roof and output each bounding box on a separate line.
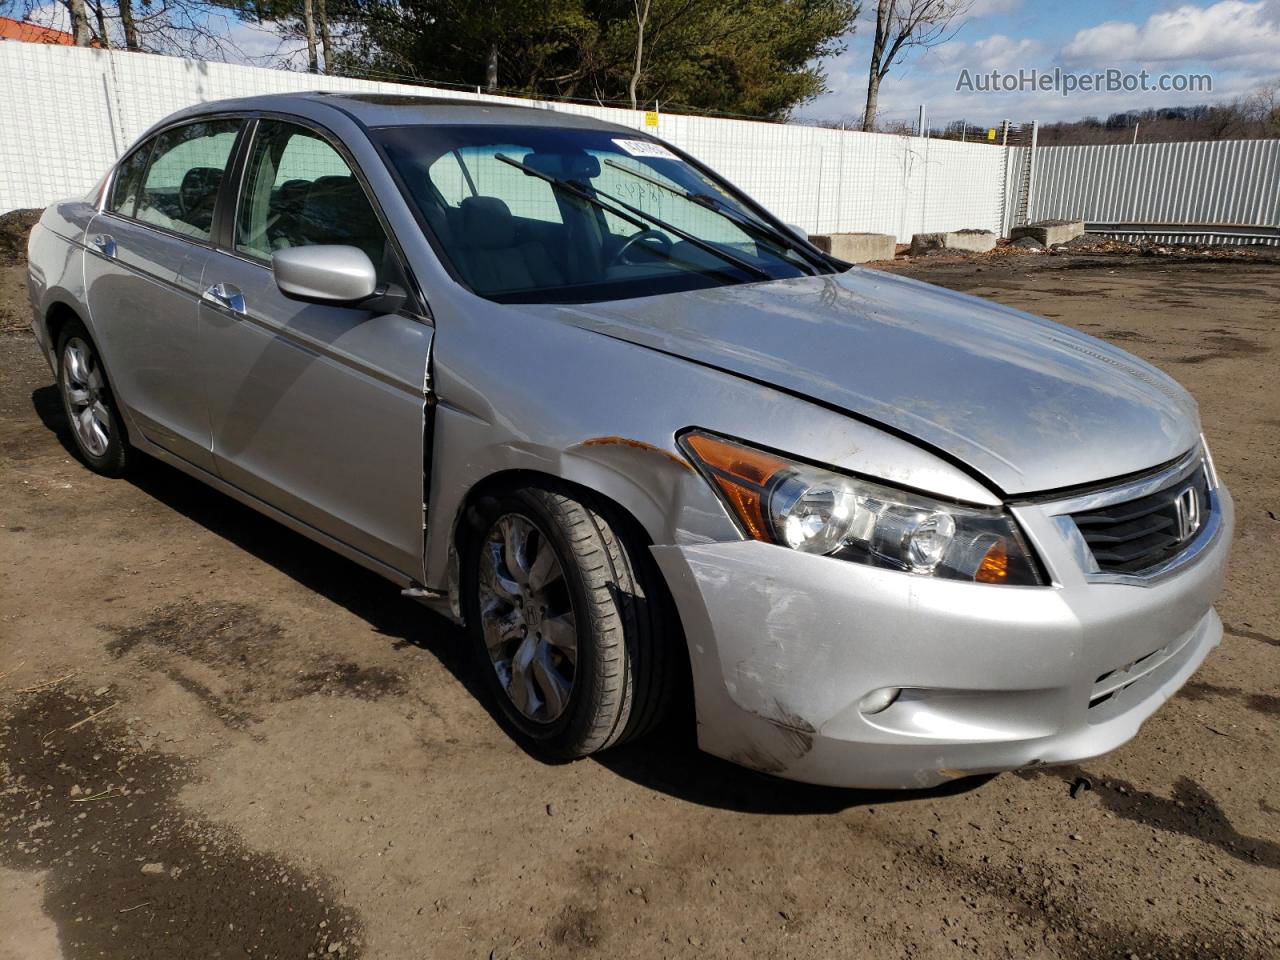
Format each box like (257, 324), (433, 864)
(157, 91), (640, 135)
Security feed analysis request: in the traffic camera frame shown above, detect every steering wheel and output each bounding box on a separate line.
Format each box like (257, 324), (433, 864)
(611, 228), (673, 267)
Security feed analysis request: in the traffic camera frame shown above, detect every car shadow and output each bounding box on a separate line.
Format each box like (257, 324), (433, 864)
(32, 383), (462, 653)
(592, 725), (993, 814)
(33, 384), (991, 815)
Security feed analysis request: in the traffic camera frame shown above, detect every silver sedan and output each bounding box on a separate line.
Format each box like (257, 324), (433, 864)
(25, 93), (1232, 788)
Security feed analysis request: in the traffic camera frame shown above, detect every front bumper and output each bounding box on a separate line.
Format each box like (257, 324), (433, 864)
(651, 485), (1233, 789)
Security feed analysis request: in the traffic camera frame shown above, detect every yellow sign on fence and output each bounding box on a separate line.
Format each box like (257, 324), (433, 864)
(987, 128), (997, 141)
(644, 110), (659, 128)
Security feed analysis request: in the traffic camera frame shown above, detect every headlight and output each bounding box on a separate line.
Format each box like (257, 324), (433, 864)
(679, 431), (1044, 585)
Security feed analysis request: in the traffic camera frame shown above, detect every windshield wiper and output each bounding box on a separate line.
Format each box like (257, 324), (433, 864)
(602, 158), (831, 275)
(494, 154), (772, 283)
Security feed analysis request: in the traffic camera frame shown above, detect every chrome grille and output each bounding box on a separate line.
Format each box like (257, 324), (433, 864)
(1070, 465), (1212, 575)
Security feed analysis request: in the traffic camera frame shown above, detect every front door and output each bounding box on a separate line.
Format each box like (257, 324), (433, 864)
(84, 119), (242, 472)
(200, 119), (433, 579)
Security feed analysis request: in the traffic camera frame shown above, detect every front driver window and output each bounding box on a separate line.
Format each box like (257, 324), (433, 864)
(134, 120), (240, 241)
(109, 143), (152, 217)
(236, 121), (388, 271)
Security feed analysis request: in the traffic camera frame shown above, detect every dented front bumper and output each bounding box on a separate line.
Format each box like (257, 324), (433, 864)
(651, 487), (1233, 790)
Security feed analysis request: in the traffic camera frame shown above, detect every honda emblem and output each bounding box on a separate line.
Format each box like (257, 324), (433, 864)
(1174, 486), (1200, 542)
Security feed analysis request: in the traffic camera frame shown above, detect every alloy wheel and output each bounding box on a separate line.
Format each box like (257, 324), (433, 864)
(61, 337), (111, 458)
(478, 513), (578, 724)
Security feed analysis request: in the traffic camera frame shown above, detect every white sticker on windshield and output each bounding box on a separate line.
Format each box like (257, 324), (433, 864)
(612, 138), (680, 161)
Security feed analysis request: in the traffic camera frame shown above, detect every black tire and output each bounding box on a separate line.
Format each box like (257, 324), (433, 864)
(55, 318), (130, 477)
(461, 484), (673, 759)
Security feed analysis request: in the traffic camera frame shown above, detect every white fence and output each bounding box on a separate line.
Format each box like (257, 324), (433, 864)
(4, 43), (1277, 245)
(0, 42), (1011, 241)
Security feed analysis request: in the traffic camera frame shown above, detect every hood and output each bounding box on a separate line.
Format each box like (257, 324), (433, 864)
(529, 269), (1200, 496)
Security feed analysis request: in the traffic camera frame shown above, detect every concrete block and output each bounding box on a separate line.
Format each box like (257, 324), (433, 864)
(910, 230), (997, 255)
(1010, 220), (1085, 246)
(808, 232), (897, 263)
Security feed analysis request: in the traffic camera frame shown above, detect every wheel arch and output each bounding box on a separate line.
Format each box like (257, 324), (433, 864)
(44, 299), (85, 355)
(449, 468), (662, 588)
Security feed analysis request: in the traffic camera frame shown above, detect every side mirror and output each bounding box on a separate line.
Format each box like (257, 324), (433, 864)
(272, 245), (405, 314)
(784, 223), (809, 241)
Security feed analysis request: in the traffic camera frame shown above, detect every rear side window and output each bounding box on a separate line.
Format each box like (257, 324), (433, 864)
(135, 120), (240, 241)
(109, 144), (151, 217)
(235, 120), (387, 269)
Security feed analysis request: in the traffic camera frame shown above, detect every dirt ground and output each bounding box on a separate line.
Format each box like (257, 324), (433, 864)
(2, 223), (1279, 959)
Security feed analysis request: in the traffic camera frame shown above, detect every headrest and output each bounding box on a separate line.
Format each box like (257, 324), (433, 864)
(459, 195), (515, 249)
(179, 166), (222, 199)
(520, 152), (601, 182)
(311, 174), (354, 191)
(278, 178), (310, 203)
(301, 176), (381, 248)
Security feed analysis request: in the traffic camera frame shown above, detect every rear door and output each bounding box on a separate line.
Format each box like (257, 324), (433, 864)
(84, 118), (242, 472)
(199, 117), (433, 579)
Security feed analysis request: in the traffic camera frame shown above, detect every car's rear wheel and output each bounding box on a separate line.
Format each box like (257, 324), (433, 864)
(461, 484), (672, 759)
(56, 319), (129, 476)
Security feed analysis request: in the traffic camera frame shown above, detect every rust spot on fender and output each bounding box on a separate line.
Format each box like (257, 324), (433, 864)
(579, 436), (695, 472)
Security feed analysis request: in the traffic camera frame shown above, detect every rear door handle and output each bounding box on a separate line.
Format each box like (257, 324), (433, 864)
(202, 282), (247, 317)
(90, 233), (116, 258)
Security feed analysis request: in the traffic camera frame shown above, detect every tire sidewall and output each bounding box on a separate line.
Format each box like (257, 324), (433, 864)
(461, 489), (601, 754)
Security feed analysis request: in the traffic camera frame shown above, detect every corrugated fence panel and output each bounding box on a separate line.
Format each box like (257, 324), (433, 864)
(0, 43), (1010, 241)
(1033, 139), (1280, 232)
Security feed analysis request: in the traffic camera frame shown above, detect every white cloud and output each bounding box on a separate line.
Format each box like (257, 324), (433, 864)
(804, 0), (1280, 126)
(221, 17), (309, 68)
(1062, 1), (1280, 63)
(925, 33), (1042, 70)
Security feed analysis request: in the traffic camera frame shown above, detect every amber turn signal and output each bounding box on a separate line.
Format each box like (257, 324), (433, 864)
(681, 432), (789, 541)
(975, 539), (1010, 583)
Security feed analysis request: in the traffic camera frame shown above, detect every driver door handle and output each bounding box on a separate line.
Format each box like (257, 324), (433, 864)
(202, 282), (247, 317)
(90, 233), (116, 258)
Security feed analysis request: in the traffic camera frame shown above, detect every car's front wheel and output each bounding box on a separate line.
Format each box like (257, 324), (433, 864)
(461, 484), (672, 759)
(56, 319), (130, 477)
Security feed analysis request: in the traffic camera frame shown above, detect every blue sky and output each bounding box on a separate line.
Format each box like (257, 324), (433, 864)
(799, 0), (1280, 125)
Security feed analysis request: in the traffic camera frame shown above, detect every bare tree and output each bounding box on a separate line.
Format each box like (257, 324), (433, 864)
(486, 43), (499, 91)
(1246, 79), (1280, 137)
(316, 0), (333, 73)
(20, 0), (301, 61)
(861, 0), (972, 131)
(65, 0), (92, 45)
(629, 0), (652, 110)
(89, 0), (111, 46)
(118, 0), (141, 50)
(302, 0), (319, 73)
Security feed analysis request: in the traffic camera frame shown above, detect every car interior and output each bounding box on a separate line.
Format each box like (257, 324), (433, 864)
(386, 149), (741, 296)
(253, 172), (388, 268)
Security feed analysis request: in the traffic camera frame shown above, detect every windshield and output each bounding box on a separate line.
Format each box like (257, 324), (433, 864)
(374, 124), (831, 304)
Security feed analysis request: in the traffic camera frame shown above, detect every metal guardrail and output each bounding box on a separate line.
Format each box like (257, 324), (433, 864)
(1086, 222), (1280, 246)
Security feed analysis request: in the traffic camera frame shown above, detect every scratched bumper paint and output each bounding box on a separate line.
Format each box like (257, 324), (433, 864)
(651, 487), (1233, 790)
